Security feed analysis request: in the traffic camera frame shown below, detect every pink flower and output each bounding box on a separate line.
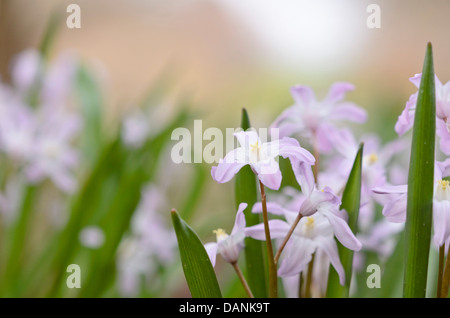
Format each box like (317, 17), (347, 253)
(395, 73), (450, 155)
(211, 130), (315, 190)
(204, 203), (247, 266)
(246, 197), (361, 284)
(373, 160), (450, 247)
(271, 82), (367, 153)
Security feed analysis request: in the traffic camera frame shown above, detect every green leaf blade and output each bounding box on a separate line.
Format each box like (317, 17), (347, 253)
(403, 42), (436, 298)
(171, 210), (222, 298)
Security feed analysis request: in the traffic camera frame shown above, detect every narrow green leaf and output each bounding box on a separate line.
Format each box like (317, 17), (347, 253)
(327, 143), (364, 298)
(403, 42), (436, 298)
(171, 209), (222, 298)
(39, 11), (61, 60)
(235, 108), (267, 298)
(75, 66), (104, 167)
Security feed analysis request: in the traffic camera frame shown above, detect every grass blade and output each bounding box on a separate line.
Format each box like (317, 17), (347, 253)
(403, 42), (436, 298)
(171, 209), (222, 298)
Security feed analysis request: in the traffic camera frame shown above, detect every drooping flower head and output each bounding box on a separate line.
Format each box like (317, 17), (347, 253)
(211, 130), (315, 190)
(271, 82), (367, 153)
(204, 203), (247, 266)
(246, 196), (361, 284)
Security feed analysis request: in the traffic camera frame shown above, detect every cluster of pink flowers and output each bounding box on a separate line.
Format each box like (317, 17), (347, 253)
(208, 81), (411, 295)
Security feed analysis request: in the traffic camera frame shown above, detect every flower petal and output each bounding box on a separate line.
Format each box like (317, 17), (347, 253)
(329, 102), (367, 123)
(277, 237), (316, 277)
(204, 242), (218, 267)
(252, 159), (282, 190)
(251, 201), (286, 216)
(291, 160), (315, 196)
(245, 220), (291, 240)
(290, 85), (316, 107)
(230, 203), (248, 236)
(433, 200), (450, 247)
(325, 82), (354, 104)
(322, 208), (362, 251)
(316, 236), (346, 285)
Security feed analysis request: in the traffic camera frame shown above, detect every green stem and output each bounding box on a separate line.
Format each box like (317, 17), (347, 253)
(441, 250), (450, 298)
(305, 253), (316, 298)
(231, 261), (254, 298)
(437, 245), (445, 298)
(274, 213), (303, 264)
(259, 181), (278, 298)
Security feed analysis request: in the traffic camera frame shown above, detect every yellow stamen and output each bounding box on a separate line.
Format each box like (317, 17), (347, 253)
(213, 228), (228, 241)
(438, 179), (450, 190)
(305, 217), (315, 229)
(368, 153), (378, 165)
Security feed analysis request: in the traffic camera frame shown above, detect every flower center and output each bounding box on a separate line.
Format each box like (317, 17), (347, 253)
(435, 179), (450, 201)
(305, 216), (315, 235)
(249, 141), (262, 162)
(213, 228), (229, 242)
(368, 153), (378, 165)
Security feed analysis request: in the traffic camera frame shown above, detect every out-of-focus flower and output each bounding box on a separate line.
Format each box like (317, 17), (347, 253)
(271, 82), (367, 153)
(211, 130), (315, 190)
(116, 184), (176, 296)
(204, 203), (247, 266)
(355, 219), (404, 270)
(121, 109), (151, 148)
(395, 73), (450, 155)
(25, 108), (82, 193)
(40, 52), (78, 107)
(330, 128), (408, 229)
(0, 96), (35, 162)
(0, 50), (82, 193)
(10, 49), (42, 94)
(79, 225), (105, 249)
(373, 160), (450, 247)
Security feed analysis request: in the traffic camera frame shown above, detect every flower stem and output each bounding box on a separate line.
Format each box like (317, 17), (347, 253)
(298, 272), (304, 298)
(437, 245), (445, 298)
(274, 213), (303, 264)
(259, 181), (278, 298)
(440, 248), (450, 298)
(231, 261), (254, 298)
(305, 252), (316, 298)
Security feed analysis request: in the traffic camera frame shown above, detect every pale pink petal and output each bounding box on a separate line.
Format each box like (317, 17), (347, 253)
(245, 220), (291, 240)
(230, 203), (248, 236)
(322, 209), (362, 251)
(324, 82), (354, 104)
(204, 242), (218, 267)
(329, 102), (367, 123)
(277, 237), (316, 277)
(252, 159), (282, 190)
(433, 200), (450, 247)
(316, 236), (346, 285)
(290, 85), (316, 107)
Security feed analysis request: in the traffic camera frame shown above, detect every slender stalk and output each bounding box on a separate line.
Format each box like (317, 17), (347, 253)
(274, 213), (303, 264)
(298, 272), (304, 298)
(231, 261), (254, 298)
(305, 253), (316, 298)
(259, 181), (278, 298)
(437, 245), (445, 298)
(313, 135), (320, 181)
(441, 249), (450, 298)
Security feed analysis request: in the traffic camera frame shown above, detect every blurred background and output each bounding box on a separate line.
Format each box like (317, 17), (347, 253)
(0, 0), (449, 297)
